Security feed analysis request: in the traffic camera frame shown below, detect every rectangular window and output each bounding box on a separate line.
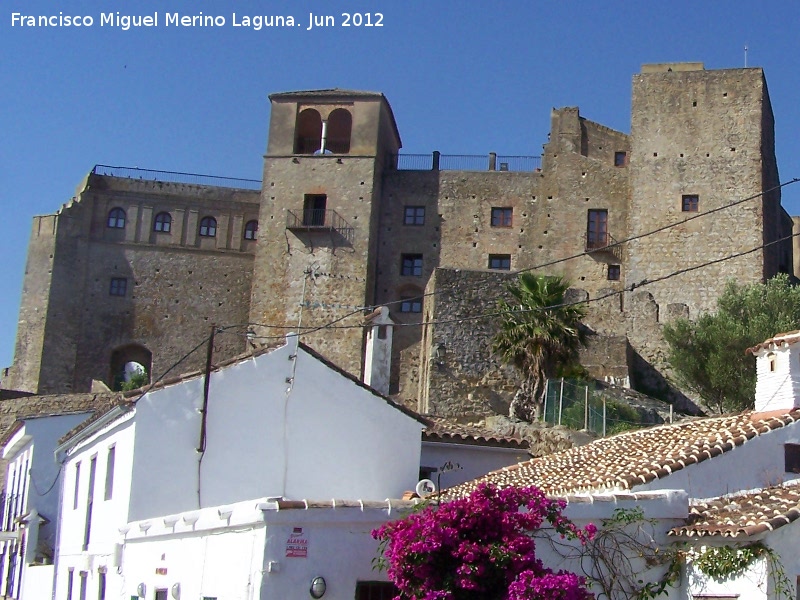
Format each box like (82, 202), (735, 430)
(587, 209), (609, 249)
(155, 590), (168, 600)
(356, 582), (399, 600)
(682, 194), (699, 212)
(303, 194), (327, 226)
(67, 569), (74, 600)
(608, 265), (621, 281)
(401, 254), (423, 277)
(488, 254), (511, 270)
(98, 572), (106, 600)
(614, 151), (627, 167)
(109, 278), (127, 297)
(400, 297), (422, 313)
(73, 462), (81, 510)
(403, 206), (425, 226)
(83, 457), (96, 550)
(491, 207), (513, 227)
(785, 444), (800, 473)
(104, 446), (115, 501)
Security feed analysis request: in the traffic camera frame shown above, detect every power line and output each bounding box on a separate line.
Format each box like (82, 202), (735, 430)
(236, 228), (800, 341)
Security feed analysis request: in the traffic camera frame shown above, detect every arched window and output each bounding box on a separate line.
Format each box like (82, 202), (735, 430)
(153, 212), (172, 233)
(768, 352), (777, 372)
(326, 108), (352, 154)
(244, 220), (258, 240)
(110, 344), (152, 391)
(294, 108), (323, 154)
(107, 207), (126, 229)
(199, 216), (217, 237)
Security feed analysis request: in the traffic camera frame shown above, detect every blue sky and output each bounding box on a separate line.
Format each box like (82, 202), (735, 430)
(2, 0), (800, 371)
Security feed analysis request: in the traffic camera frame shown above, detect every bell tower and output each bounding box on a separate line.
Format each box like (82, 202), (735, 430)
(249, 90), (401, 377)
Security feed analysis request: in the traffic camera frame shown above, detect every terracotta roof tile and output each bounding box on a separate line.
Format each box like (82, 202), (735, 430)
(670, 482), (800, 538)
(746, 330), (800, 354)
(423, 417), (529, 449)
(439, 410), (800, 500)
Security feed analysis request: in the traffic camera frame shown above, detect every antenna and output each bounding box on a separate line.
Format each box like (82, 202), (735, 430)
(744, 44), (748, 67)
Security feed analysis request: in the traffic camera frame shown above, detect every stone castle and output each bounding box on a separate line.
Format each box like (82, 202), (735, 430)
(3, 63), (796, 417)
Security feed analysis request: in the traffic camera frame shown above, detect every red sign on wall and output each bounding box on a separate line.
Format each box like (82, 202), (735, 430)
(286, 527), (308, 558)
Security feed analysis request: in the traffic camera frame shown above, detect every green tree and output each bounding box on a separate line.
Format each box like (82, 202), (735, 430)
(663, 274), (800, 414)
(493, 273), (587, 422)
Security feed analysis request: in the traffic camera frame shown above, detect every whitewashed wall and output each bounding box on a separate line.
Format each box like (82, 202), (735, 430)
(685, 549), (769, 599)
(54, 412), (135, 600)
(420, 441), (530, 490)
(128, 342), (423, 521)
(2, 413), (91, 599)
(753, 344), (800, 413)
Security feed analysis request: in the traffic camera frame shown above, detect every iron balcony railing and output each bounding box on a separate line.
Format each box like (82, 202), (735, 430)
(584, 232), (623, 261)
(286, 209), (354, 243)
(92, 165), (263, 190)
(388, 152), (542, 173)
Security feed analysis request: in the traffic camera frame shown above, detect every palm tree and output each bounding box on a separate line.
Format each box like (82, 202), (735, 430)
(492, 273), (587, 422)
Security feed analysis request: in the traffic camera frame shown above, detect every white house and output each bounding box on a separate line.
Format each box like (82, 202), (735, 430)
(52, 337), (426, 600)
(441, 331), (800, 599)
(0, 392), (121, 600)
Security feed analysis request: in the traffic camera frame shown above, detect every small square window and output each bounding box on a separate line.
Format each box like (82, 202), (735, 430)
(608, 265), (621, 281)
(785, 444), (800, 473)
(488, 254), (511, 270)
(109, 278), (127, 297)
(401, 254), (423, 277)
(682, 194), (699, 212)
(404, 206), (425, 226)
(400, 297), (422, 313)
(614, 151), (627, 167)
(491, 207), (513, 227)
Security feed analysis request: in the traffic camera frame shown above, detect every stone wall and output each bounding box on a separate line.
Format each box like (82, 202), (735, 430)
(418, 267), (694, 418)
(627, 66), (780, 317)
(6, 175), (259, 394)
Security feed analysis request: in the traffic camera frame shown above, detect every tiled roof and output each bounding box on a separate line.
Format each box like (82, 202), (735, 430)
(0, 392), (124, 447)
(423, 417), (529, 449)
(439, 410), (800, 500)
(746, 330), (800, 354)
(670, 482), (800, 538)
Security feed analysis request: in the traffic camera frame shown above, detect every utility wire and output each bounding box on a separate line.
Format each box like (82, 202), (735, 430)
(233, 228), (800, 340)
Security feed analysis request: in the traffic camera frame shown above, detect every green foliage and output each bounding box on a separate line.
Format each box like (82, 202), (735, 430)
(493, 274), (587, 421)
(560, 393), (644, 434)
(663, 274), (800, 414)
(694, 544), (761, 580)
(116, 370), (149, 391)
(690, 542), (792, 598)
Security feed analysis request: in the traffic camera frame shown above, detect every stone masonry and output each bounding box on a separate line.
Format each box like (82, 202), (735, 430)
(3, 64), (795, 420)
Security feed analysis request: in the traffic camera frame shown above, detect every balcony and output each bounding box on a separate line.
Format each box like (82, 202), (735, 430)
(584, 232), (622, 261)
(286, 209), (354, 243)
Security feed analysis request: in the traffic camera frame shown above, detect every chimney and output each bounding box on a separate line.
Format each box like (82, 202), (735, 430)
(363, 306), (394, 395)
(747, 331), (800, 416)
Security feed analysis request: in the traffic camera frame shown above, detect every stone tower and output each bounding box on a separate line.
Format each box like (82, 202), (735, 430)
(626, 63), (791, 317)
(249, 90), (402, 377)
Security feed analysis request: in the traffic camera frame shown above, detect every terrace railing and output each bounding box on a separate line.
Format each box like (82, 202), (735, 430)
(286, 208), (354, 243)
(389, 152), (542, 173)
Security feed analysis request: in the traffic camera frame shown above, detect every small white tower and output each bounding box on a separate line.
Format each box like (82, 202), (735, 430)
(747, 331), (800, 414)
